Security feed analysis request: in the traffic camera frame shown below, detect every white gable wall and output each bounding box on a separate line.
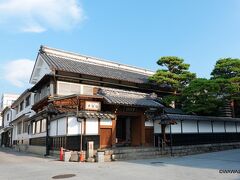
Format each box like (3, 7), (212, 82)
(30, 55), (51, 84)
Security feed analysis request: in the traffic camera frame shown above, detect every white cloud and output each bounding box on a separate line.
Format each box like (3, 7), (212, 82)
(4, 59), (34, 87)
(0, 0), (84, 33)
(21, 24), (46, 33)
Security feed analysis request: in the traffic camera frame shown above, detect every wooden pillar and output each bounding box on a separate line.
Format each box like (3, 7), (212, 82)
(161, 124), (167, 143)
(112, 117), (116, 147)
(140, 114), (145, 146)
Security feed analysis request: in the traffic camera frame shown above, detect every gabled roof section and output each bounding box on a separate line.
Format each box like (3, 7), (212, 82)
(34, 46), (155, 84)
(98, 87), (163, 108)
(11, 89), (31, 108)
(29, 52), (52, 84)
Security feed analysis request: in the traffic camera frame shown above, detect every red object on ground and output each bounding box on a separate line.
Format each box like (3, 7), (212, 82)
(60, 147), (64, 161)
(79, 151), (84, 162)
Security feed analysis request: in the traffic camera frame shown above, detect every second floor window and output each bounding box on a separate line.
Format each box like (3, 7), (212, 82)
(20, 101), (24, 112)
(23, 121), (28, 133)
(17, 122), (22, 134)
(25, 95), (30, 107)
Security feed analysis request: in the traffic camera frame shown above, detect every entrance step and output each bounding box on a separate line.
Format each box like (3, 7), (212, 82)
(110, 147), (166, 161)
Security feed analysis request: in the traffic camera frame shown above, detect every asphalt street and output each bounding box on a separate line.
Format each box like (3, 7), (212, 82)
(0, 148), (239, 180)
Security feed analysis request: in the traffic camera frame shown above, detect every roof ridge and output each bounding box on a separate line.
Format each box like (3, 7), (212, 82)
(99, 87), (149, 96)
(40, 45), (155, 76)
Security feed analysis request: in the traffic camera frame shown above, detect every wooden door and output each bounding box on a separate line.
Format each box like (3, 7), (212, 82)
(100, 128), (112, 148)
(145, 127), (154, 146)
(131, 117), (141, 146)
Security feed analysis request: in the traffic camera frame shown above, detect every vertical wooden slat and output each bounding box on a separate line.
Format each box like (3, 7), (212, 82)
(112, 118), (116, 147)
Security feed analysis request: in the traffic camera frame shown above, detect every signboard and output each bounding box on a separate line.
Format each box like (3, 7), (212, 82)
(85, 101), (101, 111)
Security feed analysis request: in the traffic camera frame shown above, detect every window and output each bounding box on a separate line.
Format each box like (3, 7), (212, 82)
(25, 95), (30, 107)
(17, 122), (22, 134)
(7, 114), (9, 121)
(20, 101), (24, 112)
(23, 121), (28, 133)
(41, 119), (46, 132)
(32, 122), (36, 134)
(36, 121), (41, 134)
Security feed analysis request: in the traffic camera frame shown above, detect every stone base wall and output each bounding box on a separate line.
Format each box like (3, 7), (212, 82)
(13, 144), (46, 155)
(161, 142), (240, 156)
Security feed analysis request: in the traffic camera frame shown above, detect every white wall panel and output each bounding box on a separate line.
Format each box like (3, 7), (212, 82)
(199, 121), (212, 133)
(57, 118), (66, 135)
(237, 123), (240, 133)
(50, 120), (57, 136)
(100, 119), (112, 126)
(226, 122), (236, 133)
(86, 118), (98, 135)
(154, 120), (161, 133)
(145, 120), (153, 127)
(171, 120), (182, 133)
(213, 122), (225, 133)
(67, 117), (83, 135)
(182, 121), (198, 133)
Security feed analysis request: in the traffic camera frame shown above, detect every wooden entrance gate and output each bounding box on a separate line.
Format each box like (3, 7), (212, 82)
(100, 128), (112, 148)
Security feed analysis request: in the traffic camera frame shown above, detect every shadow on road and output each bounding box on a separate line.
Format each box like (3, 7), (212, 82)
(121, 149), (240, 170)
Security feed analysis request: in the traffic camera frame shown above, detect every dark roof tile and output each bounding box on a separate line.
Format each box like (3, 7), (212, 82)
(41, 53), (150, 84)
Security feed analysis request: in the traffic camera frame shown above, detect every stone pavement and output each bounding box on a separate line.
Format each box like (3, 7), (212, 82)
(0, 147), (239, 180)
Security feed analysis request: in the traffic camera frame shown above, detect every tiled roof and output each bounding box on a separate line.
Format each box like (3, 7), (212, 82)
(78, 111), (115, 119)
(40, 53), (150, 84)
(164, 108), (185, 115)
(98, 87), (163, 108)
(158, 113), (240, 122)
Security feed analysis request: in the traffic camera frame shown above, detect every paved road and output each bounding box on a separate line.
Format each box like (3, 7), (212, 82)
(0, 148), (239, 180)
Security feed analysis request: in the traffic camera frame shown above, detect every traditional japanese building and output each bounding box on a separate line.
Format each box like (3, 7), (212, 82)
(11, 45), (240, 158)
(27, 46), (171, 155)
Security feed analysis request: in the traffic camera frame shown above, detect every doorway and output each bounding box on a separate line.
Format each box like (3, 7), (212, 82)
(116, 115), (141, 146)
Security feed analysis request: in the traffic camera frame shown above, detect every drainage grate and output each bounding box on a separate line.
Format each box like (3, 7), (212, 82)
(150, 161), (164, 164)
(52, 174), (76, 179)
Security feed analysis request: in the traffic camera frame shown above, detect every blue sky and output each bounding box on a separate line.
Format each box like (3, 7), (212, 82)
(0, 0), (240, 95)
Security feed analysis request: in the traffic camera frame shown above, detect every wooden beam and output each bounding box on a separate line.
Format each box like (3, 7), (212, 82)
(112, 118), (116, 147)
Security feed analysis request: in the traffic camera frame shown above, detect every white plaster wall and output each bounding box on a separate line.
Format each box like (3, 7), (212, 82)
(14, 93), (35, 120)
(182, 121), (198, 133)
(213, 121), (225, 133)
(86, 118), (98, 135)
(57, 81), (95, 96)
(100, 119), (112, 126)
(225, 122), (237, 133)
(0, 116), (2, 128)
(237, 123), (240, 133)
(12, 126), (17, 141)
(154, 120), (161, 133)
(67, 116), (83, 135)
(170, 120), (182, 133)
(199, 121), (212, 133)
(30, 56), (51, 84)
(145, 120), (153, 127)
(50, 120), (57, 136)
(3, 109), (12, 127)
(57, 118), (66, 135)
(16, 132), (29, 143)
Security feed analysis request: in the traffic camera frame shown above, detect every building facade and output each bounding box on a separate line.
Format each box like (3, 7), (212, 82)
(0, 93), (19, 145)
(2, 46), (240, 159)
